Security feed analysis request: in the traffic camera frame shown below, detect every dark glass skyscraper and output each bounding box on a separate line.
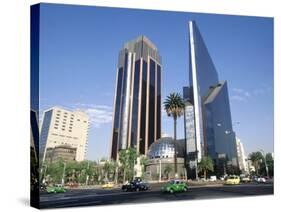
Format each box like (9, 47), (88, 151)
(110, 36), (162, 160)
(184, 21), (238, 177)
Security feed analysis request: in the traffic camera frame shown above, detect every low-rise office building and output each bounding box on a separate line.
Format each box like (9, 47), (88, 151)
(45, 145), (77, 163)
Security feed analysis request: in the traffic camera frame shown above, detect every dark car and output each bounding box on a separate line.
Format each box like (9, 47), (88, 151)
(40, 183), (47, 192)
(122, 179), (149, 192)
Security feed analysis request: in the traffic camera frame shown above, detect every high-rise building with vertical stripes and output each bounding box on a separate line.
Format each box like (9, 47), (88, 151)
(110, 35), (162, 160)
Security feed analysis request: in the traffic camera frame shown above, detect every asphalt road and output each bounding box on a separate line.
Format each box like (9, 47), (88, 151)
(40, 183), (273, 209)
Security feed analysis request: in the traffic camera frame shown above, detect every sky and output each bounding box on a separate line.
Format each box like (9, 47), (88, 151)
(38, 3), (274, 161)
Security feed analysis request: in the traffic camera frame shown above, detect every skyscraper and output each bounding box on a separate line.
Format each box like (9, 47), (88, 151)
(110, 35), (162, 160)
(184, 21), (238, 177)
(40, 106), (89, 162)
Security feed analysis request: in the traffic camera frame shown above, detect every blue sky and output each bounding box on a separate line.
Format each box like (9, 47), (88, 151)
(38, 3), (273, 160)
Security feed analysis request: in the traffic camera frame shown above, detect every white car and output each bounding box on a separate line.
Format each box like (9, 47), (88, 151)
(209, 176), (217, 182)
(256, 177), (266, 183)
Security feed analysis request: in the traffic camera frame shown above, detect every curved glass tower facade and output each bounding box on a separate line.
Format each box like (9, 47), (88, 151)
(110, 36), (162, 160)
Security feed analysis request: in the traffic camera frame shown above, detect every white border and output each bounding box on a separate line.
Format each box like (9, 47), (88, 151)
(0, 0), (280, 212)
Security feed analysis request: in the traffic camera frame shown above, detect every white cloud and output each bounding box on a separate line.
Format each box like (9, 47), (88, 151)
(232, 88), (244, 93)
(253, 88), (266, 95)
(231, 88), (251, 101)
(73, 103), (113, 128)
(85, 108), (112, 127)
(232, 84), (272, 101)
(230, 95), (246, 102)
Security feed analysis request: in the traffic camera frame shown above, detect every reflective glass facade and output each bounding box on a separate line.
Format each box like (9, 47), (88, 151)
(111, 36), (162, 160)
(186, 21), (237, 167)
(31, 110), (39, 160)
(148, 59), (156, 147)
(131, 60), (141, 148)
(189, 22), (219, 99)
(111, 67), (123, 159)
(118, 52), (131, 150)
(184, 102), (196, 154)
(147, 137), (185, 159)
(156, 64), (161, 139)
(39, 110), (53, 160)
(204, 81), (237, 164)
(140, 60), (147, 154)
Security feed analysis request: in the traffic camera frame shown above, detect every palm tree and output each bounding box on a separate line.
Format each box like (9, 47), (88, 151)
(103, 161), (113, 182)
(164, 92), (185, 177)
(249, 152), (263, 175)
(197, 156), (214, 180)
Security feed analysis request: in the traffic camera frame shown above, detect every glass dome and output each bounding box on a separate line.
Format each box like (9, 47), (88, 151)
(147, 137), (185, 159)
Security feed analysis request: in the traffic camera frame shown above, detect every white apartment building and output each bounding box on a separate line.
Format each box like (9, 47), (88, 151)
(40, 106), (89, 162)
(236, 137), (248, 174)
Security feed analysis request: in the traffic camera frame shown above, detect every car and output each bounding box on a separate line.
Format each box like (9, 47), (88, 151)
(219, 175), (228, 181)
(240, 176), (251, 183)
(209, 176), (217, 182)
(102, 182), (114, 189)
(122, 179), (149, 192)
(255, 177), (266, 183)
(161, 179), (188, 193)
(47, 184), (66, 193)
(225, 175), (240, 185)
(40, 183), (47, 192)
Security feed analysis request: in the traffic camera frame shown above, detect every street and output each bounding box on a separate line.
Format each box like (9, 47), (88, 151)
(40, 183), (273, 209)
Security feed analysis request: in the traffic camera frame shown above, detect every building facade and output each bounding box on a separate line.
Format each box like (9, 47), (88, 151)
(236, 137), (248, 174)
(145, 137), (186, 180)
(45, 145), (77, 163)
(31, 109), (39, 162)
(184, 21), (238, 177)
(40, 107), (89, 162)
(110, 35), (162, 160)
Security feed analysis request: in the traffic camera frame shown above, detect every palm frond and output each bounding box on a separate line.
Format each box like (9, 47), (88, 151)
(163, 92), (185, 119)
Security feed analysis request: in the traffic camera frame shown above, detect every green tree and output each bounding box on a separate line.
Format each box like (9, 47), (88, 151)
(249, 152), (263, 175)
(118, 148), (137, 183)
(46, 159), (65, 184)
(64, 160), (79, 183)
(103, 160), (116, 182)
(163, 92), (185, 177)
(140, 155), (148, 179)
(198, 156), (214, 180)
(164, 165), (173, 180)
(265, 153), (274, 177)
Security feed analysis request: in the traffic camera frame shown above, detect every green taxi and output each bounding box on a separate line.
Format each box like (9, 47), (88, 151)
(47, 184), (66, 193)
(161, 179), (188, 193)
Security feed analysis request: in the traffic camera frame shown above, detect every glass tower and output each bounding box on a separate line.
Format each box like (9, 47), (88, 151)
(184, 21), (238, 176)
(110, 36), (162, 160)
